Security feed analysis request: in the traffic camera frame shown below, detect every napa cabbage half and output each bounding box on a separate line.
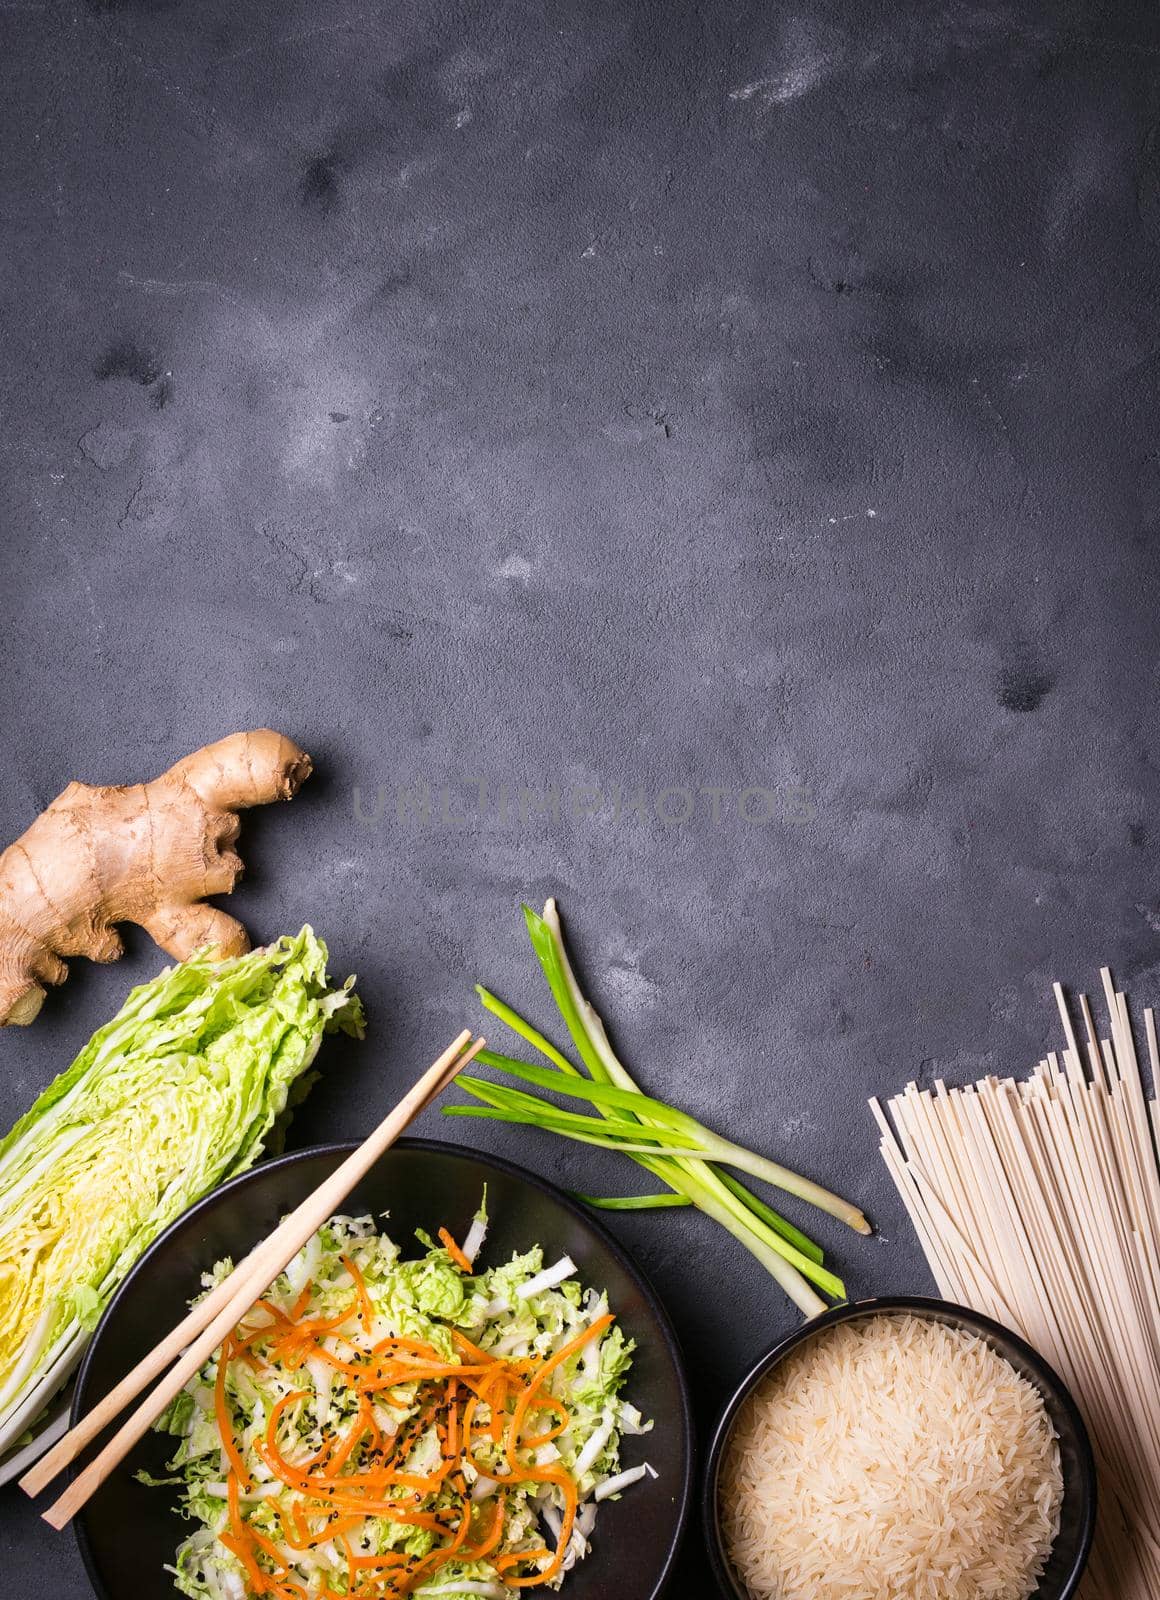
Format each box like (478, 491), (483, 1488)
(0, 926), (363, 1459)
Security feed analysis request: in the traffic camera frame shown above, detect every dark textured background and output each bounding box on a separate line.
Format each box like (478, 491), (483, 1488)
(2, 0), (1159, 1591)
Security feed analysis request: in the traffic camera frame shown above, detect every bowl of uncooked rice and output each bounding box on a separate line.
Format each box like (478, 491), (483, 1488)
(705, 1298), (1095, 1600)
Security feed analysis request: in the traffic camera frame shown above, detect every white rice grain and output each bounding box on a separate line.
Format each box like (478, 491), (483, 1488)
(720, 1315), (1062, 1600)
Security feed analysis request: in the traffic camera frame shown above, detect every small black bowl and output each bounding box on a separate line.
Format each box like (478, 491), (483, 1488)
(72, 1138), (693, 1600)
(704, 1295), (1096, 1600)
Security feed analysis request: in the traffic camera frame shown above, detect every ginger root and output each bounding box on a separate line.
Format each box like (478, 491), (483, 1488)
(0, 730), (312, 1027)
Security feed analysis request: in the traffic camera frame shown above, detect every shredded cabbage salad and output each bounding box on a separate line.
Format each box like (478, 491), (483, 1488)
(149, 1201), (653, 1599)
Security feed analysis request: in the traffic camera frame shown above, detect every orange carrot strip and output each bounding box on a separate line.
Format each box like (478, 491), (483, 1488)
(521, 1391), (570, 1445)
(249, 1525), (308, 1598)
(494, 1547), (552, 1572)
(310, 1516), (366, 1550)
(220, 1530), (270, 1594)
(437, 1228), (474, 1275)
(290, 1502), (311, 1546)
(257, 1437), (443, 1515)
(308, 1500), (448, 1528)
(506, 1314), (613, 1472)
(270, 1303), (358, 1357)
(287, 1345), (366, 1377)
(340, 1254), (377, 1327)
(500, 1465), (578, 1587)
(359, 1393), (383, 1455)
(214, 1337), (253, 1492)
(444, 1382), (461, 1459)
(307, 1461), (454, 1494)
(370, 1335), (443, 1359)
(450, 1329), (495, 1363)
(265, 1388), (310, 1459)
(418, 1366), (501, 1405)
(249, 1527), (289, 1568)
(227, 1469), (242, 1533)
(349, 1552), (409, 1569)
(461, 1492), (507, 1562)
(288, 1280), (315, 1321)
(237, 1299), (294, 1346)
(322, 1412), (369, 1477)
(408, 1493), (472, 1584)
(301, 1430), (338, 1470)
(372, 1397), (443, 1473)
(302, 1403), (363, 1473)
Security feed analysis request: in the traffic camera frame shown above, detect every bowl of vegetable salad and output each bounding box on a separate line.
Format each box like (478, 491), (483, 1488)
(71, 1139), (693, 1600)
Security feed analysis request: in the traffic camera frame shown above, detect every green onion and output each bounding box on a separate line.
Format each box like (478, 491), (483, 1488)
(713, 1166), (824, 1266)
(473, 1050), (866, 1230)
(475, 986), (578, 1076)
(447, 898), (871, 1318)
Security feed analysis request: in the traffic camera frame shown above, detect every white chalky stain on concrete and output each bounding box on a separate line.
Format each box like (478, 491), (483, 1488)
(494, 554), (533, 584)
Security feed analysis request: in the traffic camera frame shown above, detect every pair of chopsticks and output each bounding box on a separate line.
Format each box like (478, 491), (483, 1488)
(22, 1029), (485, 1528)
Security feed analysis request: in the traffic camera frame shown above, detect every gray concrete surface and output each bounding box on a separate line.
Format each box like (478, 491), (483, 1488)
(2, 0), (1159, 1590)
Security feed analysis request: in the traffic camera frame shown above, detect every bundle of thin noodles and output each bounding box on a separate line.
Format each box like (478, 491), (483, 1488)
(871, 969), (1160, 1599)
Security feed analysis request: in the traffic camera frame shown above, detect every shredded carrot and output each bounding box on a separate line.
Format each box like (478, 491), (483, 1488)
(317, 1413), (367, 1477)
(495, 1547), (549, 1568)
(371, 1334), (443, 1359)
(359, 1392), (383, 1455)
(219, 1529), (269, 1593)
(306, 1499), (449, 1528)
(303, 1461), (454, 1495)
(450, 1328), (493, 1363)
(249, 1526), (292, 1572)
(340, 1253), (377, 1327)
(227, 1469), (242, 1533)
(269, 1302), (358, 1356)
(384, 1394), (443, 1454)
(289, 1501), (311, 1547)
(456, 1393), (476, 1463)
(506, 1312), (614, 1473)
(236, 1299), (293, 1346)
(409, 1492), (472, 1585)
(437, 1226), (474, 1274)
(301, 1514), (364, 1549)
(214, 1336), (253, 1491)
(265, 1388), (310, 1464)
(461, 1492), (507, 1561)
(204, 1255), (620, 1596)
(522, 1391), (570, 1443)
(288, 1280), (315, 1321)
(515, 1465), (579, 1585)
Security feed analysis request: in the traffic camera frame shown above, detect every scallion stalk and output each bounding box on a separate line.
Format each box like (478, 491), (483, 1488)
(452, 900), (870, 1318)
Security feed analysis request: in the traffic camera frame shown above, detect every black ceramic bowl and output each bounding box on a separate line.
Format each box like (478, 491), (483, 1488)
(704, 1295), (1096, 1600)
(72, 1138), (693, 1600)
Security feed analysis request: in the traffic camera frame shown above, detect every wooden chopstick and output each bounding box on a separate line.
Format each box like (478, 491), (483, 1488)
(28, 1029), (484, 1526)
